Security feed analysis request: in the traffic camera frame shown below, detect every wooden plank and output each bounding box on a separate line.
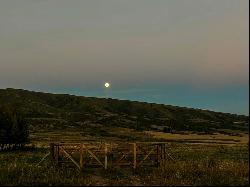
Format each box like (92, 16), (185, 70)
(50, 143), (55, 160)
(166, 152), (175, 161)
(87, 150), (104, 167)
(129, 142), (169, 145)
(133, 143), (137, 170)
(104, 143), (108, 170)
(61, 147), (81, 170)
(163, 144), (166, 167)
(114, 154), (126, 165)
(138, 148), (155, 166)
(157, 144), (160, 167)
(82, 144), (105, 168)
(36, 152), (50, 166)
(57, 145), (59, 164)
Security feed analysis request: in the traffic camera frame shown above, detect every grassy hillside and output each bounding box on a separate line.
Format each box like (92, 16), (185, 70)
(0, 88), (248, 135)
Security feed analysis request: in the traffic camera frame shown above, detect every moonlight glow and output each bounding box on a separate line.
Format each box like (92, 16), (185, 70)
(104, 82), (110, 88)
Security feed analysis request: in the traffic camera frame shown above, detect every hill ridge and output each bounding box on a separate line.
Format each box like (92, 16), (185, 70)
(0, 88), (248, 134)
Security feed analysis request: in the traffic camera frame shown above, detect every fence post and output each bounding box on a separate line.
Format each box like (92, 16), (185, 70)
(133, 143), (137, 171)
(104, 143), (108, 170)
(56, 144), (59, 165)
(50, 143), (55, 161)
(163, 144), (166, 168)
(156, 144), (159, 167)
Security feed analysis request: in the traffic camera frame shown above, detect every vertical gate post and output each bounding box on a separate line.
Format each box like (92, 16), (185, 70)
(156, 144), (159, 167)
(56, 144), (59, 165)
(160, 144), (162, 167)
(50, 143), (55, 161)
(133, 143), (137, 171)
(104, 143), (108, 170)
(163, 144), (166, 168)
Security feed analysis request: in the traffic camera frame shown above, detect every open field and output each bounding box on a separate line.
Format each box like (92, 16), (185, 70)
(0, 144), (248, 186)
(29, 128), (249, 147)
(0, 130), (249, 186)
(145, 131), (249, 146)
(28, 127), (163, 148)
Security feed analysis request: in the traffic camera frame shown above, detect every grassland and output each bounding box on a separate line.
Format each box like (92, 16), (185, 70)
(0, 129), (249, 186)
(146, 131), (249, 145)
(0, 145), (248, 186)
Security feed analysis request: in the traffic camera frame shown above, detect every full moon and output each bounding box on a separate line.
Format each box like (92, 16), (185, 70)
(104, 82), (110, 88)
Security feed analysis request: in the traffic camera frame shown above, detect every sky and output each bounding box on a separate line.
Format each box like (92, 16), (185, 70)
(0, 0), (249, 115)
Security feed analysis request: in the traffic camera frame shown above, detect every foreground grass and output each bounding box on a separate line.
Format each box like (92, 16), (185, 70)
(0, 145), (248, 186)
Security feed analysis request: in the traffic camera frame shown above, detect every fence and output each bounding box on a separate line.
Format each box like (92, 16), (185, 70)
(49, 142), (170, 171)
(35, 141), (247, 172)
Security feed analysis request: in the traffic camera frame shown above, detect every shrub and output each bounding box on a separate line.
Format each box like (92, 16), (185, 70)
(0, 106), (29, 148)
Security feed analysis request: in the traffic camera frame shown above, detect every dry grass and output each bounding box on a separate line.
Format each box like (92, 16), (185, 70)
(0, 146), (248, 186)
(145, 131), (249, 145)
(141, 159), (249, 186)
(29, 127), (158, 148)
(1, 130), (249, 186)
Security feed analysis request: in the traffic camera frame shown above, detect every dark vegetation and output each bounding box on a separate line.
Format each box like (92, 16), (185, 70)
(0, 106), (29, 150)
(0, 88), (248, 134)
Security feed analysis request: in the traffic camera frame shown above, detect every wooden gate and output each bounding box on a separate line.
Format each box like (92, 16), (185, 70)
(49, 142), (170, 171)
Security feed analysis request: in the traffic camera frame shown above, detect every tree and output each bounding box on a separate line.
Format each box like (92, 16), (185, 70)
(0, 106), (29, 149)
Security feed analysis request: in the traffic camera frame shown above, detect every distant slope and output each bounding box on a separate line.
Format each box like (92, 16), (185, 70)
(0, 88), (248, 134)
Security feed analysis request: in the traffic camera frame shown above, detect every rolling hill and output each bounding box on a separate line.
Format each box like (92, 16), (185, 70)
(0, 88), (248, 136)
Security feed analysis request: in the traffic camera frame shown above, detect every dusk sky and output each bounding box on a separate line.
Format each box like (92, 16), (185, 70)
(0, 0), (249, 115)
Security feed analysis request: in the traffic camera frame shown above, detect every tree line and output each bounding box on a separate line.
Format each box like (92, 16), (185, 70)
(0, 106), (29, 150)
